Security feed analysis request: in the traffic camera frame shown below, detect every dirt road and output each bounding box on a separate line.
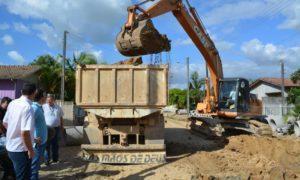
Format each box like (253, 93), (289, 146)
(40, 116), (300, 180)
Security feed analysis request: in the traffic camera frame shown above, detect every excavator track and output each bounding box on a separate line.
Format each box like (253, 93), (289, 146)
(189, 111), (273, 137)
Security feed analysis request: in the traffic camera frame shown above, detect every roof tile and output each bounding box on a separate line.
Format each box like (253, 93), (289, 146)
(250, 77), (300, 88)
(0, 65), (41, 79)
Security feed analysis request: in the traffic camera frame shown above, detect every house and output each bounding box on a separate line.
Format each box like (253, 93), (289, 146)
(0, 65), (41, 99)
(250, 78), (300, 100)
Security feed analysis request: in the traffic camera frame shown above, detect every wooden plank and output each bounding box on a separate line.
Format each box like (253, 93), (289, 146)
(99, 69), (114, 103)
(113, 68), (117, 103)
(95, 68), (100, 103)
(146, 69), (150, 104)
(164, 68), (168, 105)
(130, 69), (134, 103)
(75, 67), (82, 103)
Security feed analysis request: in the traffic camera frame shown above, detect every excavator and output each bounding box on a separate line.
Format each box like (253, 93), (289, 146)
(116, 0), (272, 135)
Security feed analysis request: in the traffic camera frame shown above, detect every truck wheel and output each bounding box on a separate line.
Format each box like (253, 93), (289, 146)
(294, 121), (300, 137)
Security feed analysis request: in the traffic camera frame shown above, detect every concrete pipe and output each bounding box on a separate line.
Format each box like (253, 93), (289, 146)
(294, 121), (300, 137)
(64, 126), (85, 146)
(268, 119), (277, 132)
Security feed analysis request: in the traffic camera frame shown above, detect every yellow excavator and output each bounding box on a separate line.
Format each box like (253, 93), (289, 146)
(116, 0), (271, 135)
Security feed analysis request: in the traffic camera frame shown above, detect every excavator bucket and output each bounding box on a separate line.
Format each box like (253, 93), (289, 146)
(116, 19), (171, 57)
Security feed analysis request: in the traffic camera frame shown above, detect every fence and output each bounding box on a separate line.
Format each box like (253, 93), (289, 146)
(262, 97), (296, 127)
(263, 105), (295, 116)
(262, 97), (295, 116)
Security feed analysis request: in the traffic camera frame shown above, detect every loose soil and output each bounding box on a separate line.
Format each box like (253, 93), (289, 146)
(40, 115), (300, 180)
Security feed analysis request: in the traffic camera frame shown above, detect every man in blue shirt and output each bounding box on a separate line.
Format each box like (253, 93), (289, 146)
(31, 89), (47, 180)
(43, 94), (64, 165)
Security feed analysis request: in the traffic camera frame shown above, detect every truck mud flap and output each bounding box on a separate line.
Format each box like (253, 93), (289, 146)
(81, 144), (166, 164)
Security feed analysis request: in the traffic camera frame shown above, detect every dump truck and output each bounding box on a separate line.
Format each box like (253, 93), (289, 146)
(75, 64), (168, 164)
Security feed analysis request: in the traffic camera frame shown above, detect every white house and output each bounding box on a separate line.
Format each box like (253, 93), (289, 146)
(250, 78), (300, 100)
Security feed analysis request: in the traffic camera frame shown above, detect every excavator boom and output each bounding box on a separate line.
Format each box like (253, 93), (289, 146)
(116, 0), (223, 113)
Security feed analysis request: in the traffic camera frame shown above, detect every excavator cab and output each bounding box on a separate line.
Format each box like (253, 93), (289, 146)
(218, 78), (250, 113)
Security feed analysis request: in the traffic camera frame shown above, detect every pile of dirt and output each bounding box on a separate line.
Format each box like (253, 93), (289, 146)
(39, 117), (300, 180)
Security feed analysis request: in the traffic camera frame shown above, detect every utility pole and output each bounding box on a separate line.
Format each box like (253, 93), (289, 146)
(280, 59), (285, 115)
(61, 30), (68, 102)
(186, 57), (190, 115)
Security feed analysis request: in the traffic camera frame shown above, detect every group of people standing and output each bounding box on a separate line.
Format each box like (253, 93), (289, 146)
(0, 83), (64, 180)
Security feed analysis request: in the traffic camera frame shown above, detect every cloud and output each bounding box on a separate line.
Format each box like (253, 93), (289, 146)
(0, 0), (131, 49)
(90, 50), (103, 62)
(169, 38), (300, 89)
(211, 35), (235, 51)
(241, 39), (299, 68)
(169, 62), (206, 89)
(1, 34), (14, 45)
(203, 0), (267, 26)
(174, 36), (234, 51)
(32, 23), (60, 49)
(174, 38), (193, 46)
(278, 1), (300, 31)
(7, 51), (25, 64)
(203, 0), (300, 31)
(0, 23), (10, 30)
(215, 40), (235, 51)
(74, 43), (104, 64)
(13, 22), (30, 34)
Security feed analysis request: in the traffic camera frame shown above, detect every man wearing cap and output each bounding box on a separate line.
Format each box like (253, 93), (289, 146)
(43, 94), (64, 165)
(3, 83), (36, 180)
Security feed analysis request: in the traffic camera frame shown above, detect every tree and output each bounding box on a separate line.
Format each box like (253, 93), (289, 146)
(287, 69), (300, 119)
(290, 68), (300, 84)
(169, 88), (187, 109)
(287, 88), (300, 119)
(30, 55), (61, 95)
(168, 71), (205, 109)
(190, 71), (203, 90)
(287, 88), (300, 105)
(30, 53), (99, 101)
(189, 71), (205, 109)
(66, 52), (98, 71)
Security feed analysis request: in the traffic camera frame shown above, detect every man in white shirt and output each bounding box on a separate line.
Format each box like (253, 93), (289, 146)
(3, 83), (37, 180)
(43, 94), (64, 165)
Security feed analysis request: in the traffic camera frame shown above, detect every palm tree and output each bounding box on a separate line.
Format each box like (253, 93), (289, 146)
(189, 71), (205, 108)
(190, 71), (204, 90)
(65, 52), (98, 71)
(30, 55), (61, 94)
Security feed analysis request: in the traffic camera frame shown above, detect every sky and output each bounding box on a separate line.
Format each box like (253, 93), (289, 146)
(0, 0), (299, 89)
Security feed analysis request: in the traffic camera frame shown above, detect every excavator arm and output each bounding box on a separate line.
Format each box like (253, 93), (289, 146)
(116, 0), (224, 113)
